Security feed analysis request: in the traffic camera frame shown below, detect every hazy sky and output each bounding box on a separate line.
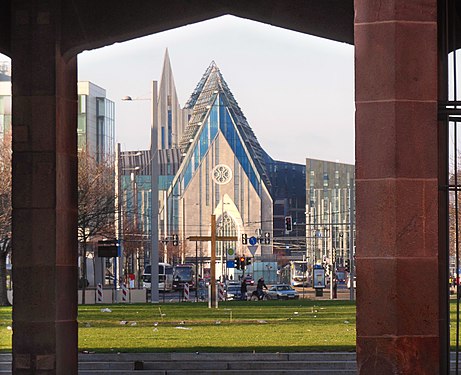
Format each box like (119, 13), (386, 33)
(3, 15), (355, 165)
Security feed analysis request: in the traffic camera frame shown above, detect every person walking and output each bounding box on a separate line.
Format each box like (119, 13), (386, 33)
(240, 279), (247, 300)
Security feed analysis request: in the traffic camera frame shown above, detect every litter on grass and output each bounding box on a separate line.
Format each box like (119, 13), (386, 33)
(175, 326), (192, 330)
(100, 308), (112, 313)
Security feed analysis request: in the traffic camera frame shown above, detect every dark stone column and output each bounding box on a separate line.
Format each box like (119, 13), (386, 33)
(354, 1), (443, 374)
(11, 2), (78, 374)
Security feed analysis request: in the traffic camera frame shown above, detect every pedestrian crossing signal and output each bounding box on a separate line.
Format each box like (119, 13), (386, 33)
(242, 234), (248, 245)
(264, 232), (271, 244)
(285, 216), (293, 232)
(173, 234), (179, 246)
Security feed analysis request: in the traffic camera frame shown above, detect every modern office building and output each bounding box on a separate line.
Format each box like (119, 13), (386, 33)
(0, 62), (11, 140)
(0, 68), (116, 162)
(305, 158), (354, 269)
(78, 81), (116, 162)
(264, 155), (306, 257)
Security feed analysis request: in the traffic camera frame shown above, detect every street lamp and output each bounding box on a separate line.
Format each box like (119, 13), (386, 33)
(122, 82), (160, 304)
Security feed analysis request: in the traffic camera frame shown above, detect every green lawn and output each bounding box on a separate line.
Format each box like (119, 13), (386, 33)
(0, 300), (356, 353)
(3, 299), (461, 353)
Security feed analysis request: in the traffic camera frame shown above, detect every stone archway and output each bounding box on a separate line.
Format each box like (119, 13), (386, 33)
(2, 1), (447, 373)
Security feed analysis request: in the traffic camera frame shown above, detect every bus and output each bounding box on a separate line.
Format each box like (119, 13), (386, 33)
(173, 264), (196, 290)
(142, 263), (174, 292)
(280, 261), (309, 287)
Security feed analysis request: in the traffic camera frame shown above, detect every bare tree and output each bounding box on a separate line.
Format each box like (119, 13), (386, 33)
(78, 149), (116, 304)
(0, 133), (11, 306)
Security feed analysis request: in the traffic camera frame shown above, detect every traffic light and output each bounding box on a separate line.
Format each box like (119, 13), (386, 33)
(234, 257), (240, 269)
(285, 216), (293, 232)
(246, 257), (252, 266)
(264, 232), (270, 244)
(172, 234), (179, 246)
(241, 233), (248, 245)
(240, 257), (246, 270)
(345, 259), (350, 272)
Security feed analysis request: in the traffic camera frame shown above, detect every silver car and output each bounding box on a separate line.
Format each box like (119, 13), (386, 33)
(266, 284), (299, 300)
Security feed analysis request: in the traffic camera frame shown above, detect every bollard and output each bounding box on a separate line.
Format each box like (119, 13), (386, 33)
(96, 283), (103, 303)
(218, 282), (225, 301)
(121, 283), (128, 303)
(184, 282), (190, 301)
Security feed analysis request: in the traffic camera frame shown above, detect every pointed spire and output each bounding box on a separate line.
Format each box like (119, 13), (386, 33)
(157, 48), (187, 150)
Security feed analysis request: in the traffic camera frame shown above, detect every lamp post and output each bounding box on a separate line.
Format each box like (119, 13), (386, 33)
(122, 81), (160, 303)
(119, 156), (141, 290)
(150, 81), (160, 304)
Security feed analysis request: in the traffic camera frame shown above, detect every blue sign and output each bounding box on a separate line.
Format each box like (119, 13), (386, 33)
(226, 260), (235, 268)
(249, 236), (258, 246)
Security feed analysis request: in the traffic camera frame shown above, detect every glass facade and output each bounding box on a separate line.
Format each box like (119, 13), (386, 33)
(305, 159), (354, 267)
(0, 94), (11, 139)
(77, 82), (115, 163)
(171, 95), (261, 199)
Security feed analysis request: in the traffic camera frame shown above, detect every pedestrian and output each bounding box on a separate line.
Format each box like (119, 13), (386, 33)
(333, 278), (338, 299)
(240, 279), (247, 300)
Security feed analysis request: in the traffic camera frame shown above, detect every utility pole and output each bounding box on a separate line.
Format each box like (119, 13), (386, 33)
(349, 178), (355, 301)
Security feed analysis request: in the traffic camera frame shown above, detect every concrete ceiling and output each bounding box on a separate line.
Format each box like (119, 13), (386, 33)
(0, 0), (354, 58)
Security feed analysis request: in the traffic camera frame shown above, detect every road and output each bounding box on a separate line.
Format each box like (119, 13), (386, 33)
(152, 283), (356, 302)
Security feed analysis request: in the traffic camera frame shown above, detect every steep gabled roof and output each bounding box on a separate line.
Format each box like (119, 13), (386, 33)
(179, 61), (271, 190)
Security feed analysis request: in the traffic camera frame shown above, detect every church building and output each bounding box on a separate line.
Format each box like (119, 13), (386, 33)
(166, 61), (274, 280)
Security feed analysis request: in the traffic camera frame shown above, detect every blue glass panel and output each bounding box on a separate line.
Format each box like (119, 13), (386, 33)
(183, 159), (193, 188)
(219, 106), (260, 192)
(209, 102), (219, 140)
(200, 124), (208, 159)
(159, 175), (174, 190)
(193, 144), (199, 170)
(168, 110), (172, 148)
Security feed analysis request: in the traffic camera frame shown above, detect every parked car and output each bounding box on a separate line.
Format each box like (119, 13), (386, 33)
(266, 284), (299, 300)
(225, 281), (242, 300)
(243, 274), (254, 285)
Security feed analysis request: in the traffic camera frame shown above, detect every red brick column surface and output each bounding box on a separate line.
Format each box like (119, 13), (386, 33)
(354, 1), (441, 374)
(11, 2), (78, 374)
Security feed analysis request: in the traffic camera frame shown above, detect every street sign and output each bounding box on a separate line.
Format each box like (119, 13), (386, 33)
(249, 236), (258, 246)
(227, 248), (235, 257)
(247, 244), (258, 256)
(226, 260), (235, 268)
(97, 240), (120, 257)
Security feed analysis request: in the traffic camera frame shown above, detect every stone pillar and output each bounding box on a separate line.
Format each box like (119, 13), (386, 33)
(11, 2), (78, 374)
(354, 1), (444, 374)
